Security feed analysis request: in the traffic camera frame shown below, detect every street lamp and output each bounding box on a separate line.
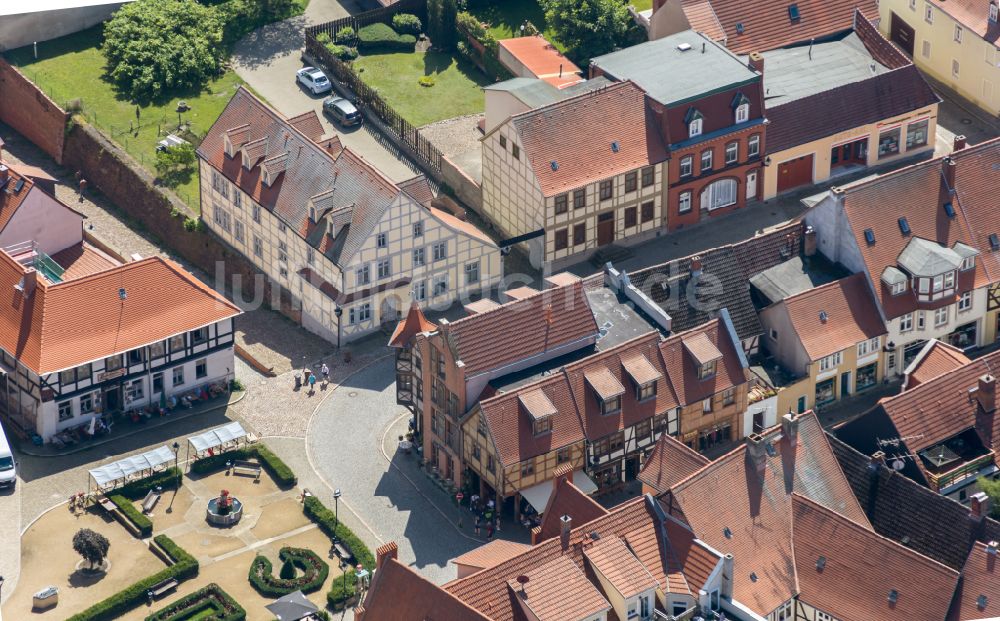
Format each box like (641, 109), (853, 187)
(334, 307), (343, 349)
(334, 489), (345, 593)
(172, 441), (180, 481)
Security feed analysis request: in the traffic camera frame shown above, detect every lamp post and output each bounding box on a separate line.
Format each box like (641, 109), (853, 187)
(172, 441), (180, 482)
(334, 307), (343, 349)
(334, 488), (345, 593)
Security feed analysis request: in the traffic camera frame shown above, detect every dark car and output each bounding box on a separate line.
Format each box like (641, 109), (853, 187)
(322, 96), (362, 127)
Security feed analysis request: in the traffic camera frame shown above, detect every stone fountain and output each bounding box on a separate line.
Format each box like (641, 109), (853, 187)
(206, 489), (243, 526)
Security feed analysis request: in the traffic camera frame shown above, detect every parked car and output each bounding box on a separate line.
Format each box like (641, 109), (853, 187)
(322, 96), (362, 127)
(297, 67), (332, 95)
(0, 421), (17, 489)
(155, 134), (190, 153)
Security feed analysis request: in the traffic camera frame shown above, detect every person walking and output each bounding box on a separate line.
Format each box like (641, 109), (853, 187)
(321, 363), (330, 385)
(308, 372), (317, 395)
(474, 514), (481, 536)
(486, 522), (494, 539)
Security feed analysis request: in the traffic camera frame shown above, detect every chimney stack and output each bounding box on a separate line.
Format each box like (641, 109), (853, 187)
(781, 413), (799, 447)
(978, 375), (996, 414)
(0, 164), (9, 187)
(803, 225), (817, 257)
(559, 515), (572, 551)
(870, 450), (886, 467)
(746, 433), (768, 475)
(20, 268), (37, 299)
(971, 492), (992, 519)
(376, 541), (398, 570)
(690, 256), (703, 279)
(721, 553), (735, 599)
(988, 540), (999, 555)
(943, 156), (957, 191)
(954, 135), (968, 152)
(748, 52), (764, 74)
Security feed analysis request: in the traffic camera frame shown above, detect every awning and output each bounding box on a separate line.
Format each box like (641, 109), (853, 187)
(519, 469), (599, 514)
(264, 590), (319, 621)
(188, 421), (246, 453)
(88, 445), (176, 489)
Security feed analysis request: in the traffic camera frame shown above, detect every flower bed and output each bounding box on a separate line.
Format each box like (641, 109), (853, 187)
(189, 445), (296, 487)
(145, 583), (245, 621)
(248, 547), (329, 597)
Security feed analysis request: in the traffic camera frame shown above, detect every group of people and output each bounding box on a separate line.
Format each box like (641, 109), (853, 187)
(301, 363), (331, 395)
(468, 493), (501, 539)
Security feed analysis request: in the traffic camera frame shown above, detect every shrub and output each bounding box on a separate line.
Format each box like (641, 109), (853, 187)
(189, 445), (297, 488)
(336, 26), (357, 44)
(73, 528), (111, 569)
(109, 495), (153, 537)
(392, 13), (422, 35)
(418, 76), (435, 87)
(103, 0), (225, 102)
(67, 535), (198, 621)
(183, 217), (199, 232)
(303, 496), (375, 571)
(145, 583), (245, 621)
(118, 467), (182, 501)
(357, 23), (417, 52)
(230, 378), (246, 391)
(327, 577), (357, 609)
(324, 42), (359, 61)
(154, 143), (196, 187)
(248, 547), (329, 597)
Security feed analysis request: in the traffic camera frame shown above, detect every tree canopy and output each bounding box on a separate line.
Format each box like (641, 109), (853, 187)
(539, 0), (633, 63)
(73, 528), (111, 569)
(103, 0), (225, 103)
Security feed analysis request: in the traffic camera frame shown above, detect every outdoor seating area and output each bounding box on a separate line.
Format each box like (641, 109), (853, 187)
(125, 379), (230, 424)
(186, 421), (252, 461)
(88, 445), (177, 495)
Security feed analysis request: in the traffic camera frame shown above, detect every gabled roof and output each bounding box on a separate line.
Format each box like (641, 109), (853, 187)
(0, 164), (37, 233)
(508, 81), (668, 197)
(678, 0), (726, 41)
(779, 272), (885, 361)
(535, 466), (609, 544)
(630, 222), (804, 342)
(791, 494), (959, 621)
(667, 411), (870, 615)
(507, 554), (611, 621)
(584, 536), (659, 598)
(659, 319), (746, 406)
(388, 301), (437, 348)
(638, 432), (710, 494)
(357, 556), (492, 621)
(683, 0), (879, 53)
(926, 0), (1000, 43)
(834, 139), (1000, 319)
(0, 251), (241, 375)
(445, 281), (600, 378)
(948, 542), (1000, 621)
(452, 539), (532, 574)
(903, 339), (971, 390)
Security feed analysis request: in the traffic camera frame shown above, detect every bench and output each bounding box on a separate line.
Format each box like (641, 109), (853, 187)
(232, 459), (261, 480)
(148, 577), (178, 599)
(141, 489), (160, 514)
(97, 496), (117, 514)
(333, 541), (353, 566)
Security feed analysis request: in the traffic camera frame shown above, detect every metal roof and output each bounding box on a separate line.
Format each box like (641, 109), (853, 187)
(897, 237), (963, 277)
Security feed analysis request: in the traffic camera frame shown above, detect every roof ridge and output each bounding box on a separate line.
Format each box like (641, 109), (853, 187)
(449, 281), (584, 327)
(510, 80), (641, 124)
(782, 272), (864, 304)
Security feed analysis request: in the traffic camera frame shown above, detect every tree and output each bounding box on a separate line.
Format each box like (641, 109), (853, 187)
(73, 528), (111, 570)
(539, 0), (632, 63)
(978, 476), (1000, 518)
(154, 143), (196, 187)
(102, 0), (225, 102)
(427, 0), (458, 50)
(279, 559), (297, 580)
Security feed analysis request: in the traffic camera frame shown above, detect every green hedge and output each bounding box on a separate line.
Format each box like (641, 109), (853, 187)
(303, 496), (375, 572)
(327, 576), (357, 610)
(248, 547), (329, 597)
(145, 583), (245, 621)
(109, 494), (153, 538)
(118, 467), (182, 500)
(317, 32), (359, 60)
(189, 445), (297, 488)
(357, 23), (416, 52)
(392, 13), (422, 35)
(67, 535), (198, 621)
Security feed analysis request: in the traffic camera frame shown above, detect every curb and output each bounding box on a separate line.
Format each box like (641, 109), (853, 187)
(17, 391), (246, 458)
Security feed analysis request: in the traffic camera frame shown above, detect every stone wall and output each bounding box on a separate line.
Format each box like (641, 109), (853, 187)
(0, 57), (68, 163)
(440, 155), (483, 211)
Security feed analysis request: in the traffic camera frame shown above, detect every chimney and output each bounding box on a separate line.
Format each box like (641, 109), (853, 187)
(977, 375), (997, 415)
(0, 164), (8, 187)
(559, 514), (572, 551)
(376, 541), (398, 570)
(971, 492), (992, 519)
(781, 412), (799, 447)
(746, 433), (767, 475)
(721, 553), (735, 599)
(690, 256), (703, 279)
(943, 156), (957, 191)
(988, 540), (999, 555)
(870, 450), (886, 467)
(20, 268), (37, 299)
(803, 225), (817, 257)
(954, 135), (968, 151)
(748, 52), (764, 74)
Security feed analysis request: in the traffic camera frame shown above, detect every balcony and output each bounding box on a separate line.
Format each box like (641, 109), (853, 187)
(920, 428), (996, 491)
(928, 451), (996, 492)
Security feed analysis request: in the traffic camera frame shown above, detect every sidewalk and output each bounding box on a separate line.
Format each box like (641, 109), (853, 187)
(17, 391), (245, 457)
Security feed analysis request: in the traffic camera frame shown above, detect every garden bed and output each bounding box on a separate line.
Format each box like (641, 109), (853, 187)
(188, 446), (297, 488)
(248, 547), (329, 596)
(145, 583), (245, 621)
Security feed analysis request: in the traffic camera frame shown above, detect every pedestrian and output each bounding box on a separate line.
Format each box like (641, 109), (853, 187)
(474, 514), (480, 535)
(321, 363), (330, 384)
(470, 493), (479, 512)
(487, 498), (495, 510)
(486, 523), (494, 539)
(496, 515), (501, 532)
(78, 178), (88, 200)
(308, 372), (317, 395)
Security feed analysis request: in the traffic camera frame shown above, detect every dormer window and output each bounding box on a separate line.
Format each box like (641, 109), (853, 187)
(636, 382), (656, 401)
(689, 118), (703, 138)
(962, 256), (976, 271)
(698, 360), (717, 379)
(601, 395), (622, 415)
(584, 368), (625, 416)
(533, 416), (552, 435)
(623, 354), (662, 402)
(735, 103), (749, 124)
(242, 150), (251, 169)
(520, 389), (557, 436)
(892, 280), (907, 295)
(262, 169), (272, 187)
(224, 135), (234, 158)
(684, 332), (723, 380)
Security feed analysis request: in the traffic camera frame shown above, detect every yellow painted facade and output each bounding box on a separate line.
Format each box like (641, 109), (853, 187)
(770, 341), (886, 416)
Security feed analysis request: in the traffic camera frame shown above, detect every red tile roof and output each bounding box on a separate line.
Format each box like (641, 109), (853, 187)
(508, 554), (611, 621)
(357, 556), (493, 621)
(535, 466), (608, 544)
(49, 243), (120, 281)
(667, 411), (870, 615)
(792, 494), (959, 621)
(927, 0), (1000, 43)
(948, 542), (1000, 621)
(903, 339), (971, 390)
(445, 281), (599, 377)
(690, 0), (879, 53)
(508, 81), (668, 197)
(452, 539), (533, 574)
(0, 163), (35, 233)
(679, 0), (727, 41)
(0, 251), (241, 375)
(638, 432), (710, 494)
(584, 535), (660, 598)
(388, 301), (437, 348)
(780, 273), (886, 361)
(662, 517), (720, 592)
(837, 140), (1000, 319)
(659, 319), (746, 406)
(497, 36), (583, 86)
(428, 206), (497, 245)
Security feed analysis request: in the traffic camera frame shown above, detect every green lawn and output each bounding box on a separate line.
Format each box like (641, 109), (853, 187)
(631, 0), (653, 10)
(4, 25), (245, 213)
(466, 0), (567, 52)
(353, 51), (490, 127)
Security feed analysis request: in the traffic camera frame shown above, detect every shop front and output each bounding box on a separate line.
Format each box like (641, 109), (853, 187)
(856, 363), (878, 392)
(815, 378), (836, 406)
(947, 321), (978, 351)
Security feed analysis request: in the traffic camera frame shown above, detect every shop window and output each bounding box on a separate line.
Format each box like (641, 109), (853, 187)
(878, 127), (901, 158)
(906, 119), (929, 149)
(816, 378), (836, 405)
(856, 363), (878, 391)
(58, 401), (73, 422)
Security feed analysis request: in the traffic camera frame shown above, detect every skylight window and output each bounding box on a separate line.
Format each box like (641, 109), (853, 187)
(550, 160), (558, 171)
(991, 233), (1000, 251)
(611, 141), (620, 153)
(736, 22), (745, 34)
(788, 4), (800, 20)
(898, 217), (911, 235)
(944, 202), (956, 218)
(864, 228), (876, 245)
(888, 590), (899, 604)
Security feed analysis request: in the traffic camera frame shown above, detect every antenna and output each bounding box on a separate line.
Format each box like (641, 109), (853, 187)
(516, 574), (530, 595)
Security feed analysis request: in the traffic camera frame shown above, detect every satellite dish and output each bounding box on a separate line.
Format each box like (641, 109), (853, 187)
(892, 459), (905, 471)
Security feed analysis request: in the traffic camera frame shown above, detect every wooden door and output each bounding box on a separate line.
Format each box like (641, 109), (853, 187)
(746, 170), (758, 200)
(890, 13), (915, 56)
(777, 154), (814, 193)
(597, 212), (615, 246)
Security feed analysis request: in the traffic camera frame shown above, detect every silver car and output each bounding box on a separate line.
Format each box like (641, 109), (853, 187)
(296, 67), (332, 95)
(322, 96), (362, 127)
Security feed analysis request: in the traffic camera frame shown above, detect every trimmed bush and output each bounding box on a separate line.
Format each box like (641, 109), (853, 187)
(303, 496), (375, 572)
(145, 583), (245, 621)
(357, 23), (417, 52)
(328, 43), (359, 60)
(336, 26), (358, 44)
(418, 76), (435, 87)
(392, 13), (423, 35)
(189, 445), (296, 488)
(67, 535), (198, 621)
(248, 547), (329, 597)
(118, 467), (182, 500)
(327, 577), (357, 609)
(279, 559), (296, 580)
(109, 494), (153, 538)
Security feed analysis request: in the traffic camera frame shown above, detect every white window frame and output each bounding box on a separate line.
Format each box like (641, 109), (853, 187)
(959, 291), (973, 311)
(857, 336), (881, 357)
(433, 275), (448, 296)
(413, 280), (427, 301)
(58, 400), (73, 421)
(725, 141), (738, 164)
(962, 256), (975, 271)
(891, 280), (907, 296)
(735, 103), (749, 124)
(376, 232), (387, 248)
(464, 261), (480, 285)
(925, 3), (934, 22)
(935, 306), (949, 326)
(955, 25), (963, 43)
(700, 178), (738, 211)
(701, 149), (713, 171)
(689, 118), (702, 138)
(678, 191), (692, 214)
(900, 312), (913, 332)
(818, 351), (843, 372)
(433, 242), (447, 262)
(413, 221), (423, 237)
(356, 264), (371, 286)
(377, 259), (391, 280)
(679, 156), (693, 178)
(172, 366), (185, 387)
(413, 247), (425, 267)
(748, 134), (760, 157)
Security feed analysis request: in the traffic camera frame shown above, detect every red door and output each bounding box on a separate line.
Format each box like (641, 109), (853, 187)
(777, 154), (814, 193)
(890, 13), (916, 56)
(597, 212), (615, 246)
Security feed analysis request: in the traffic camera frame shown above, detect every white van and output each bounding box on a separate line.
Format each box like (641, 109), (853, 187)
(0, 422), (16, 489)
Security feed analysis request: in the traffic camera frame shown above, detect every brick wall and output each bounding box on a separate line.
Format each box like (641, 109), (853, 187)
(0, 57), (68, 163)
(62, 121), (303, 323)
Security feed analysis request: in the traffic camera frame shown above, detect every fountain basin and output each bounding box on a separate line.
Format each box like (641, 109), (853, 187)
(206, 496), (243, 526)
